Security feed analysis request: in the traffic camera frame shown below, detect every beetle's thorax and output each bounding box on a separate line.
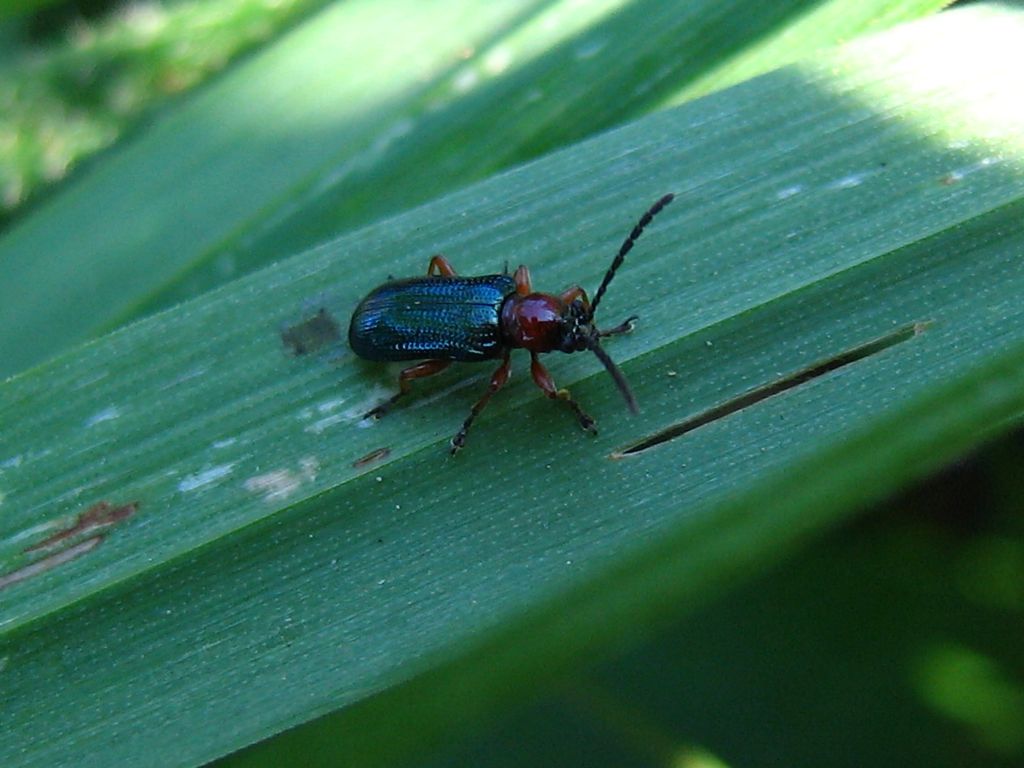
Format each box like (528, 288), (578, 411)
(500, 292), (594, 353)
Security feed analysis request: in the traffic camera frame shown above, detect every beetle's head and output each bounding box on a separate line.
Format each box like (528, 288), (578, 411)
(503, 194), (674, 417)
(556, 295), (639, 414)
(557, 296), (594, 353)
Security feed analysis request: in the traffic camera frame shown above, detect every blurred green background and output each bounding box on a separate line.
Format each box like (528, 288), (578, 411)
(0, 0), (333, 227)
(2, 1), (1022, 766)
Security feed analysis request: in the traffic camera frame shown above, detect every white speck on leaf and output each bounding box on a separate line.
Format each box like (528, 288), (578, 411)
(0, 454), (22, 470)
(85, 405), (121, 427)
(178, 463), (235, 493)
(317, 397), (347, 413)
(244, 457), (319, 503)
(343, 385), (395, 429)
(827, 172), (868, 190)
(946, 155), (1002, 182)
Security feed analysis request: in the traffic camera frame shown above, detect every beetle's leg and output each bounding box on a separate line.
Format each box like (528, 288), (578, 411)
(427, 255), (458, 277)
(598, 315), (639, 337)
(512, 265), (533, 296)
(365, 359), (451, 419)
(529, 353), (597, 434)
(451, 352), (511, 454)
(559, 285), (585, 304)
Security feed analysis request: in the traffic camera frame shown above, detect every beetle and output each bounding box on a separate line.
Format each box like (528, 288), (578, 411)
(349, 193), (674, 453)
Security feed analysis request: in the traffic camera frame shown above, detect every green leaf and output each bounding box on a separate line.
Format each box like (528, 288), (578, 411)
(0, 0), (947, 378)
(3, 4), (1024, 767)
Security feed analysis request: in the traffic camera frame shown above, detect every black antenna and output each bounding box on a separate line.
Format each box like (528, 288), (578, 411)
(589, 338), (639, 414)
(589, 193), (674, 318)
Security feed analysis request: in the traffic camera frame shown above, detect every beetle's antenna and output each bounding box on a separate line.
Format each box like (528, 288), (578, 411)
(588, 338), (639, 414)
(589, 193), (674, 318)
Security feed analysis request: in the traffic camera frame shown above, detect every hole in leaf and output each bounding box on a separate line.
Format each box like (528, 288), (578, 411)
(612, 321), (928, 458)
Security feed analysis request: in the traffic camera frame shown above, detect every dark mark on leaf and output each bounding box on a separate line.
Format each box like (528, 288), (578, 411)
(0, 500), (139, 590)
(353, 447), (391, 469)
(282, 308), (341, 355)
(24, 500), (138, 553)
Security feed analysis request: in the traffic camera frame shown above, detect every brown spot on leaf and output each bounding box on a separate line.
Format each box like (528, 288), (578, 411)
(353, 447), (391, 468)
(24, 501), (138, 553)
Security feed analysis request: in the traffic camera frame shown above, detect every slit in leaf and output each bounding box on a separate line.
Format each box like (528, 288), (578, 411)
(612, 321), (929, 458)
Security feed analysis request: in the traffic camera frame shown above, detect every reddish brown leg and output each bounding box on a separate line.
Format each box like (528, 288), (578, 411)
(451, 352), (511, 454)
(427, 255), (458, 276)
(559, 285), (585, 304)
(365, 359), (451, 419)
(529, 353), (597, 434)
(598, 315), (639, 337)
(512, 265), (533, 296)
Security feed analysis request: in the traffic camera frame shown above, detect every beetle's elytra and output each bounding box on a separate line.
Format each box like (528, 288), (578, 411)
(349, 194), (674, 453)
